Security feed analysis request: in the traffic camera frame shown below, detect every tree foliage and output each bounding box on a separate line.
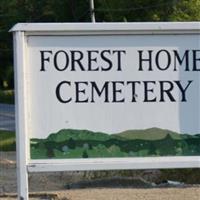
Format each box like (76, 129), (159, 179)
(95, 0), (200, 22)
(0, 0), (200, 89)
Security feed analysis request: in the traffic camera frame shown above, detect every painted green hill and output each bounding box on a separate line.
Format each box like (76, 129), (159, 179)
(45, 129), (114, 142)
(30, 128), (200, 159)
(32, 128), (199, 143)
(115, 127), (195, 140)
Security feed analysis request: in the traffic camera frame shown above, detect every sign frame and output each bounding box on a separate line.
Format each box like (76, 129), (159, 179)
(11, 22), (200, 199)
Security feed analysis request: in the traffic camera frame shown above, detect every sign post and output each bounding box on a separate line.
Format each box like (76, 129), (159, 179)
(11, 22), (200, 199)
(13, 31), (29, 200)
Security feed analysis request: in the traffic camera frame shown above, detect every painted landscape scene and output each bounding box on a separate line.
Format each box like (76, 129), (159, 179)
(30, 128), (200, 159)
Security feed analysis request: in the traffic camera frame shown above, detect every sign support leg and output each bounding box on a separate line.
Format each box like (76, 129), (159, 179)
(16, 154), (29, 200)
(14, 31), (29, 200)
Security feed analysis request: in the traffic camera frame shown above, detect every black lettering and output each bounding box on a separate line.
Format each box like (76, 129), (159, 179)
(71, 50), (85, 71)
(91, 81), (109, 102)
(138, 50), (153, 71)
(193, 50), (200, 71)
(127, 81), (141, 102)
(55, 81), (72, 103)
(175, 80), (193, 102)
(160, 81), (175, 102)
(101, 50), (112, 71)
(87, 50), (99, 71)
(112, 81), (125, 102)
(173, 50), (189, 71)
(155, 50), (171, 71)
(54, 50), (69, 71)
(75, 82), (88, 103)
(113, 50), (126, 71)
(40, 50), (53, 71)
(143, 81), (156, 102)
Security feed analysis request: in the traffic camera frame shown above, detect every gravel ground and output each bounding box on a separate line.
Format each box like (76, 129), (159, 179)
(0, 152), (200, 200)
(1, 188), (200, 200)
(57, 187), (200, 200)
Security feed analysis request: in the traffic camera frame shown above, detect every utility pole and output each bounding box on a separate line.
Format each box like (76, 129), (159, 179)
(90, 0), (96, 22)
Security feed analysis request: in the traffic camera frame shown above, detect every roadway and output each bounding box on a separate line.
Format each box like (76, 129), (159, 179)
(0, 103), (15, 131)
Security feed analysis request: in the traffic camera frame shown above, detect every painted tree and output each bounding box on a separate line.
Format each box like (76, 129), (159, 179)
(82, 150), (89, 158)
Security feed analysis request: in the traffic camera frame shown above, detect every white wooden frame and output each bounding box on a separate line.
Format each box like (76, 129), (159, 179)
(11, 22), (200, 200)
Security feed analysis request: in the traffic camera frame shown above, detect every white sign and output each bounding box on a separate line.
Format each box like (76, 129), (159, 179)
(11, 22), (200, 199)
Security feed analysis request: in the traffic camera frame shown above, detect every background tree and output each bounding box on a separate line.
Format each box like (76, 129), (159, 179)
(95, 0), (200, 22)
(0, 0), (200, 91)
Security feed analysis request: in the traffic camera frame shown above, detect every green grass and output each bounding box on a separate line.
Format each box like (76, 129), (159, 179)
(0, 130), (15, 151)
(0, 89), (14, 104)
